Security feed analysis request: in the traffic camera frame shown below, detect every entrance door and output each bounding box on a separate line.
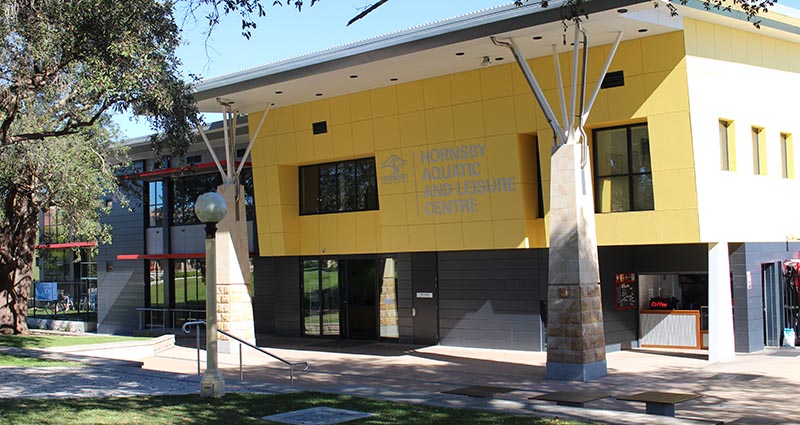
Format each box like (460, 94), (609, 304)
(343, 259), (377, 340)
(411, 253), (438, 345)
(763, 262), (783, 347)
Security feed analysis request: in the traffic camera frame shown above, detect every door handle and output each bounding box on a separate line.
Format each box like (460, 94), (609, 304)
(412, 307), (416, 317)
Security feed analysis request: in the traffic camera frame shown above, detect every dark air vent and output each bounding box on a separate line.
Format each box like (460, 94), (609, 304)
(312, 121), (328, 135)
(601, 70), (625, 89)
(236, 148), (247, 158)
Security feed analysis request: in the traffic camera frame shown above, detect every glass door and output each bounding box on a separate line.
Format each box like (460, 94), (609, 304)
(302, 259), (340, 337)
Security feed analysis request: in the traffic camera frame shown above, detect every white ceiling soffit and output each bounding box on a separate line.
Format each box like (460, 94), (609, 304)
(193, 0), (693, 114)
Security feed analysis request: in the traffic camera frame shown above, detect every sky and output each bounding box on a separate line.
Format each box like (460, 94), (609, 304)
(116, 0), (507, 138)
(115, 0), (800, 138)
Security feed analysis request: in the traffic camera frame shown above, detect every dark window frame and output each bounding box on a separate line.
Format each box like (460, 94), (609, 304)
(593, 123), (654, 213)
(146, 180), (164, 228)
(299, 157), (379, 215)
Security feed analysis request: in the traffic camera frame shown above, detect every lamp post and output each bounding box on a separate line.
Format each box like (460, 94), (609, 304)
(195, 192), (227, 398)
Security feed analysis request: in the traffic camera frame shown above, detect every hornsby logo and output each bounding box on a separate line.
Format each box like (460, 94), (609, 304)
(381, 154), (409, 184)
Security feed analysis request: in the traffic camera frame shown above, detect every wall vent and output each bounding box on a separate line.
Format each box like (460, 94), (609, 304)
(601, 70), (625, 89)
(312, 121), (328, 135)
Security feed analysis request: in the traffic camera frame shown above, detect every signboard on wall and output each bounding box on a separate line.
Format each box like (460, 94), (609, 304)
(615, 272), (637, 311)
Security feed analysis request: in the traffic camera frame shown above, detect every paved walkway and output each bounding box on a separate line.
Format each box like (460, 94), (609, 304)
(3, 336), (800, 424)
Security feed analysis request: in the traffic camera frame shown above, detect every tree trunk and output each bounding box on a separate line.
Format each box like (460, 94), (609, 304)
(0, 187), (39, 335)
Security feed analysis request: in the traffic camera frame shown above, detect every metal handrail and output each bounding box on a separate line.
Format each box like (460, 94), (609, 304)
(181, 320), (308, 385)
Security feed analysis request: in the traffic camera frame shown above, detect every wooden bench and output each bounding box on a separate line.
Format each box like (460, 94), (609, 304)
(531, 391), (611, 407)
(617, 391), (701, 416)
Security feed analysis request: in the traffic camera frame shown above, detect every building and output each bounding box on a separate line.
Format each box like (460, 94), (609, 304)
(92, 0), (800, 355)
(95, 117), (255, 334)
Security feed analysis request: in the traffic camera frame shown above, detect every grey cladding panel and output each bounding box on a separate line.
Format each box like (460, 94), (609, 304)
(437, 249), (544, 351)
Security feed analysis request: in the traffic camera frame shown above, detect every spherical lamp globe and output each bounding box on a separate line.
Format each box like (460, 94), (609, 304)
(195, 192), (227, 223)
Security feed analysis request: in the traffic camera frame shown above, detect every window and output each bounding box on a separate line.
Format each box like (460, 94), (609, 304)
(302, 259), (340, 336)
(594, 124), (654, 213)
(752, 127), (766, 175)
(147, 180), (164, 227)
(171, 169), (255, 225)
(300, 158), (379, 215)
(146, 260), (165, 308)
(781, 133), (793, 179)
(173, 259), (206, 309)
(719, 120), (735, 171)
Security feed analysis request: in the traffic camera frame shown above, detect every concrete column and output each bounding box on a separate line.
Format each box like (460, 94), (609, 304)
(546, 142), (606, 381)
(214, 183), (255, 353)
(708, 242), (735, 362)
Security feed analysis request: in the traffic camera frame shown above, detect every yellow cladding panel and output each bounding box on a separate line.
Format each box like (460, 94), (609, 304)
(329, 95), (352, 125)
(381, 225), (410, 252)
(278, 165), (299, 206)
(425, 107), (455, 144)
(483, 96), (517, 136)
(652, 168), (697, 210)
(408, 224), (436, 251)
(597, 212), (657, 245)
(462, 221), (494, 249)
(266, 205), (283, 233)
(434, 223), (464, 250)
(492, 219), (527, 248)
(655, 209), (700, 243)
(318, 214), (338, 253)
(352, 120), (375, 155)
(648, 112), (694, 171)
(293, 103), (311, 133)
(528, 56), (559, 92)
(462, 192), (493, 222)
(641, 31), (685, 74)
(263, 166), (280, 205)
(311, 98), (330, 123)
(450, 70), (482, 104)
(283, 233), (299, 255)
(336, 214), (357, 253)
(525, 218), (547, 248)
(609, 39), (643, 77)
(272, 106), (295, 135)
(397, 81), (424, 113)
(514, 93), (538, 134)
(423, 75), (453, 109)
(480, 64), (514, 99)
(252, 166), (268, 206)
(373, 115), (401, 152)
(399, 111), (427, 148)
(379, 193), (408, 226)
(299, 215), (320, 254)
(355, 212), (379, 253)
(331, 123), (355, 158)
(607, 74), (646, 121)
(295, 130), (313, 163)
(406, 192), (434, 225)
(371, 86), (398, 118)
(276, 132), (298, 164)
(256, 205), (271, 230)
(350, 91), (372, 122)
(313, 133), (333, 161)
(257, 231), (272, 256)
(452, 102), (485, 140)
(643, 68), (689, 116)
(281, 205), (299, 234)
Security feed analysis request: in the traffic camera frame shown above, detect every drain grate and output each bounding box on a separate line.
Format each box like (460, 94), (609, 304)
(262, 407), (374, 425)
(708, 373), (761, 382)
(441, 385), (519, 398)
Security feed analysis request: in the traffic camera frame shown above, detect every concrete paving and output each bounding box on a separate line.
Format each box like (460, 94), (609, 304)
(3, 335), (800, 424)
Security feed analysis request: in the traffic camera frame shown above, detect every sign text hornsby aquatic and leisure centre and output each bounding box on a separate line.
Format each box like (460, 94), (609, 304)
(381, 143), (517, 216)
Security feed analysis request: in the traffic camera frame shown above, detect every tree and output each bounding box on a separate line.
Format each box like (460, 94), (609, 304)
(0, 0), (198, 334)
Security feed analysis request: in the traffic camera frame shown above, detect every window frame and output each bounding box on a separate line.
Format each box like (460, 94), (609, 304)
(299, 157), (379, 215)
(719, 119), (736, 171)
(752, 126), (766, 176)
(781, 132), (793, 179)
(592, 123), (654, 213)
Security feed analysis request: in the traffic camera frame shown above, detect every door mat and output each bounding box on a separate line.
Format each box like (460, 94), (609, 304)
(708, 373), (761, 381)
(262, 407), (374, 425)
(770, 349), (800, 357)
(441, 385), (519, 398)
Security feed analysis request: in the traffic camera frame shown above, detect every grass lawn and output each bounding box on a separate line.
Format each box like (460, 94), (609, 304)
(0, 334), (149, 349)
(0, 353), (83, 368)
(0, 392), (592, 425)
